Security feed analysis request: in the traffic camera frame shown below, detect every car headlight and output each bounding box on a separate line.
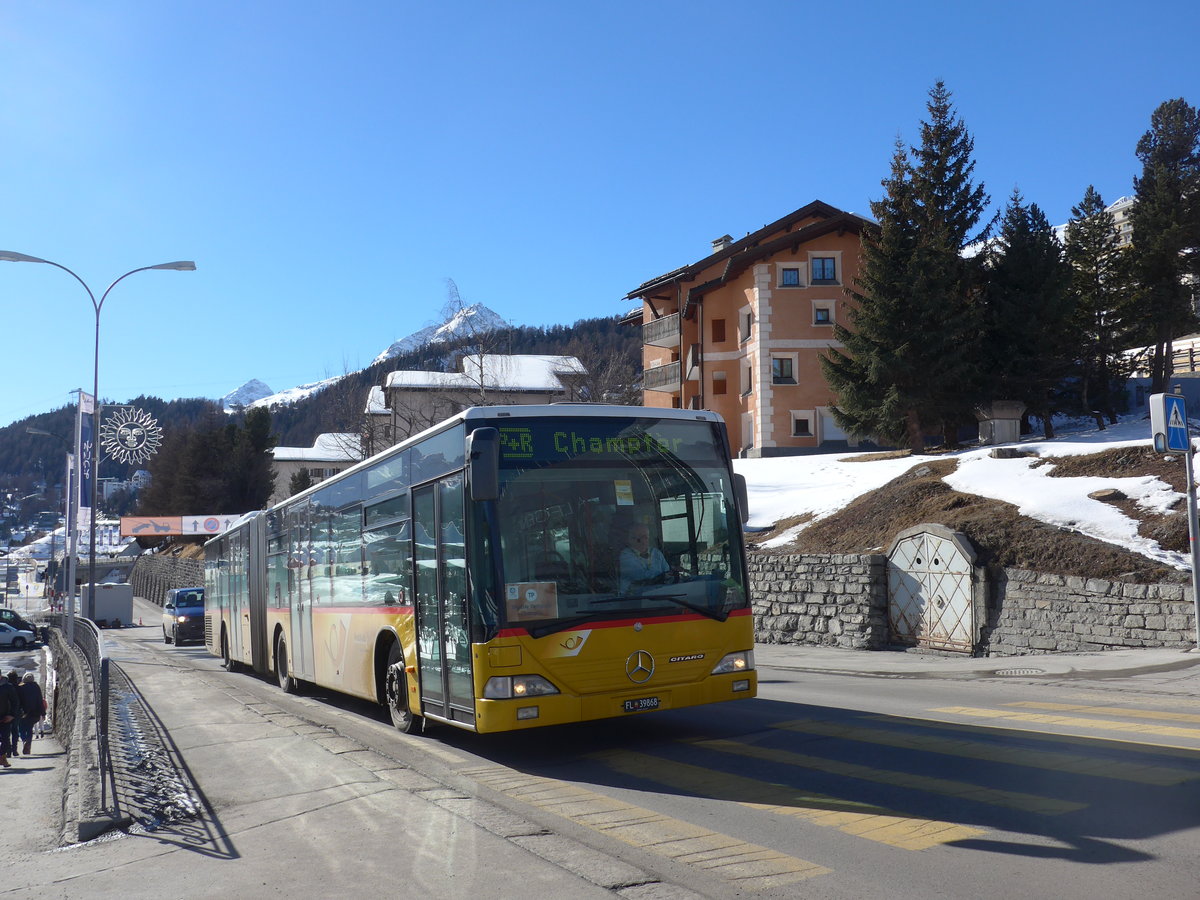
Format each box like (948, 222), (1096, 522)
(483, 675), (560, 699)
(711, 650), (754, 675)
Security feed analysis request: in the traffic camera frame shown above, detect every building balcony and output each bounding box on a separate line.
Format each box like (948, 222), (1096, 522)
(642, 312), (681, 348)
(643, 360), (680, 393)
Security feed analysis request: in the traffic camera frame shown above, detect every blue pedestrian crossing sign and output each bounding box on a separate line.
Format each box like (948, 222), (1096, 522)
(1166, 395), (1190, 451)
(1150, 392), (1191, 453)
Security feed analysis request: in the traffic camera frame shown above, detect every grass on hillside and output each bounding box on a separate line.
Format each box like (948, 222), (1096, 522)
(747, 446), (1190, 584)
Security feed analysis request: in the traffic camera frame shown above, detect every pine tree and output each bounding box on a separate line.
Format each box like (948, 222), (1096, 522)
(1065, 186), (1135, 421)
(983, 190), (1072, 437)
(288, 468), (313, 497)
(227, 406), (277, 511)
(1129, 98), (1200, 392)
(823, 82), (989, 453)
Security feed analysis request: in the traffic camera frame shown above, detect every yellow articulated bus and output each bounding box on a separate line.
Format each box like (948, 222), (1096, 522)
(204, 404), (756, 734)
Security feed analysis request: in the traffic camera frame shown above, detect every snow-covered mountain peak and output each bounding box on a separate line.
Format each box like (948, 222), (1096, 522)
(221, 379), (274, 411)
(372, 303), (508, 365)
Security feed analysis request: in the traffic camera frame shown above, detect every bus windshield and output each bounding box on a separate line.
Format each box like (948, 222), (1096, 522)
(488, 416), (747, 634)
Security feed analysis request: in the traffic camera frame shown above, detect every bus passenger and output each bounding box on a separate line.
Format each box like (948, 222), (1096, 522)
(618, 523), (671, 593)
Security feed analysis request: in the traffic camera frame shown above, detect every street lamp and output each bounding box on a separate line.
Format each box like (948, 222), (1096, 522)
(1, 252), (196, 622)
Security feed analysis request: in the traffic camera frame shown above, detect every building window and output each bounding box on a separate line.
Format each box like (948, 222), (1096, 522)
(780, 267), (801, 287)
(712, 372), (727, 395)
(739, 309), (753, 343)
(791, 413), (813, 437)
(771, 357), (796, 385)
(811, 257), (837, 284)
(711, 318), (726, 343)
(742, 365), (752, 396)
(813, 305), (832, 325)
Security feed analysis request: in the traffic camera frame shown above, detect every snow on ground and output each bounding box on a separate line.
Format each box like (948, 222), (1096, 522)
(733, 416), (1191, 569)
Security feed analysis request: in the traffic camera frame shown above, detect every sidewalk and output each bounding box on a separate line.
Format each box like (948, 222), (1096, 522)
(754, 642), (1200, 695)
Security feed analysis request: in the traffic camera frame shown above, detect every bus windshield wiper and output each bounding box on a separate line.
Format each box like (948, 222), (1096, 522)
(596, 593), (729, 623)
(526, 612), (615, 639)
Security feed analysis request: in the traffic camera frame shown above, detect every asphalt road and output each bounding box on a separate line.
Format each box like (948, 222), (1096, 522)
(75, 598), (1200, 898)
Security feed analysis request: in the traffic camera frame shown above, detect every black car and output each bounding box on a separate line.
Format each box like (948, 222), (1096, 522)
(163, 587), (205, 645)
(0, 607), (36, 634)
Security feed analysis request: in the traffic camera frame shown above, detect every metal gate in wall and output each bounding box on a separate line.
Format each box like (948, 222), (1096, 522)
(887, 524), (984, 653)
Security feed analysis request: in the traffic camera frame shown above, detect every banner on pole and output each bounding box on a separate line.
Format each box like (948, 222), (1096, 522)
(76, 393), (94, 516)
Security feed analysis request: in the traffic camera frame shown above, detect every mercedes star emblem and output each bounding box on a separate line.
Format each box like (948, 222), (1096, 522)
(625, 650), (655, 684)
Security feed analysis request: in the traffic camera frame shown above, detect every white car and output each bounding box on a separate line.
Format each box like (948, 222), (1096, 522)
(0, 622), (35, 650)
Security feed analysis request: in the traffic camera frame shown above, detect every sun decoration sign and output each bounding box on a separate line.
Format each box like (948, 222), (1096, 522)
(100, 406), (164, 465)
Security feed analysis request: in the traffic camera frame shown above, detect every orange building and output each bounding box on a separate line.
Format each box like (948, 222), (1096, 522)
(626, 200), (871, 457)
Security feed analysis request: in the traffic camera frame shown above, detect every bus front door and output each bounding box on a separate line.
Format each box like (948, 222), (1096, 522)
(413, 475), (475, 727)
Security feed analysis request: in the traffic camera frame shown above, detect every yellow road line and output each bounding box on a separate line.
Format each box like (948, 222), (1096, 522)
(1006, 701), (1200, 725)
(771, 718), (1197, 786)
(931, 706), (1200, 745)
(685, 739), (1083, 817)
(462, 764), (831, 888)
(590, 748), (990, 849)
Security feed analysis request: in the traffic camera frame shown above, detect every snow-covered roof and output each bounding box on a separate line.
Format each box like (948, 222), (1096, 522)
(364, 385), (388, 416)
(386, 354), (586, 393)
(272, 433), (361, 462)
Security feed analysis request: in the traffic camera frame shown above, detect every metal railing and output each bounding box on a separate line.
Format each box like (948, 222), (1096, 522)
(46, 612), (114, 808)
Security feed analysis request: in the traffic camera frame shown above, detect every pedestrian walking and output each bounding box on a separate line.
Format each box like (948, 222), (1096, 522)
(16, 673), (43, 757)
(3, 672), (19, 758)
(0, 673), (17, 767)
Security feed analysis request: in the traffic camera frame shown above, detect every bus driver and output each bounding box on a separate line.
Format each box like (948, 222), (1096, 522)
(618, 522), (671, 593)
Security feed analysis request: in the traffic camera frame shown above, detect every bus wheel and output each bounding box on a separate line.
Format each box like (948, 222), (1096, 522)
(384, 643), (417, 733)
(222, 632), (239, 672)
(276, 635), (297, 693)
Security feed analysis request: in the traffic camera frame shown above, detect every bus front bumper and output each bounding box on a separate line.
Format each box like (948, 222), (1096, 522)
(472, 672), (757, 733)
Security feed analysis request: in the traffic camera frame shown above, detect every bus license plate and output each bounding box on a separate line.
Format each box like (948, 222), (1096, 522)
(623, 696), (660, 713)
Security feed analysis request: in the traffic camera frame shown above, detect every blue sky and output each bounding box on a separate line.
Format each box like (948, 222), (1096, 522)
(1, 0), (1196, 429)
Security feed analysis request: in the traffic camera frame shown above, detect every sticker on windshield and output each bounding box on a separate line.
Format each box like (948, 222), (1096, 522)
(506, 582), (559, 621)
(614, 480), (634, 506)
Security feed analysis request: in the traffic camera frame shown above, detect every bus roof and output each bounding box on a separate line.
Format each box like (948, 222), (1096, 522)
(219, 404), (729, 533)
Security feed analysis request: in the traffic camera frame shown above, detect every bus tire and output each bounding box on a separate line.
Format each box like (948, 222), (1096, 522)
(384, 643), (417, 734)
(276, 634), (297, 694)
(222, 631), (239, 672)
(163, 628), (171, 644)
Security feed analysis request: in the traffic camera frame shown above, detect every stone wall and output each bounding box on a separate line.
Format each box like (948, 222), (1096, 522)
(748, 550), (1197, 655)
(749, 552), (888, 649)
(129, 554), (204, 607)
(984, 568), (1196, 655)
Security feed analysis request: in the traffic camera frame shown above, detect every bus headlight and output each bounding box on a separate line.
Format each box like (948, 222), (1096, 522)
(176, 616), (189, 623)
(711, 650), (754, 675)
(483, 675), (560, 699)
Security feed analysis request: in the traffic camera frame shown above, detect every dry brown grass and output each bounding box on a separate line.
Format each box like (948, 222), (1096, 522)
(748, 447), (1190, 584)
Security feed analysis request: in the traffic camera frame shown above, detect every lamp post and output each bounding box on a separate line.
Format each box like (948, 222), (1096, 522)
(1, 252), (195, 622)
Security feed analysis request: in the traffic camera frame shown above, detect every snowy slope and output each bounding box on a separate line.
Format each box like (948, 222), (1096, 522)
(734, 416), (1189, 569)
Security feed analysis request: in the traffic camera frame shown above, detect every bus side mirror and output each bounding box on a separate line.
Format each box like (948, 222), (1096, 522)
(733, 473), (749, 525)
(468, 427), (500, 502)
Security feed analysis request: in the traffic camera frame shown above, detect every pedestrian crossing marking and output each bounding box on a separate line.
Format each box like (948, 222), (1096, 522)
(1006, 701), (1200, 725)
(460, 763), (831, 887)
(683, 738), (1083, 816)
(931, 706), (1200, 746)
(589, 747), (989, 849)
(771, 718), (1197, 786)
